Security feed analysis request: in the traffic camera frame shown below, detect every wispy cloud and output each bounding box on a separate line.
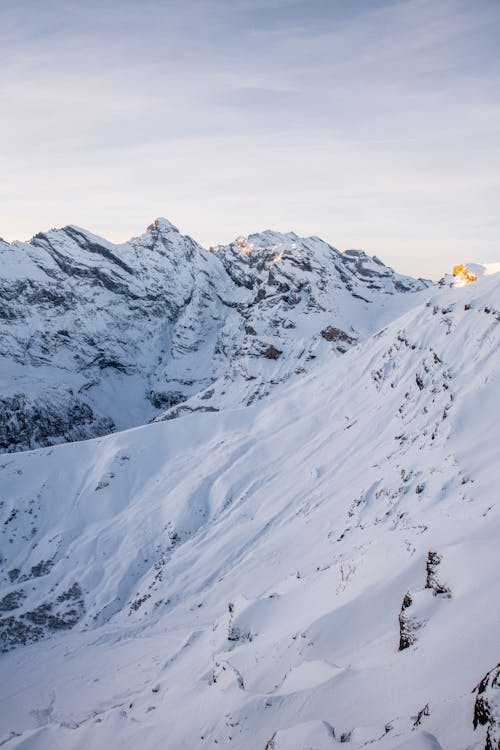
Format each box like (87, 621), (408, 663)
(1, 0), (499, 276)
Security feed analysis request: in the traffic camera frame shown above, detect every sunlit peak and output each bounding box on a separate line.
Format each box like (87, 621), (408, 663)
(236, 236), (253, 256)
(452, 264), (478, 287)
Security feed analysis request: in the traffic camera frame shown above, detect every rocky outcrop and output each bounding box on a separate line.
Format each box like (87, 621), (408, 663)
(399, 552), (451, 651)
(399, 592), (417, 650)
(425, 551), (451, 596)
(262, 345), (282, 360)
(0, 393), (114, 452)
(473, 664), (500, 750)
(0, 582), (84, 653)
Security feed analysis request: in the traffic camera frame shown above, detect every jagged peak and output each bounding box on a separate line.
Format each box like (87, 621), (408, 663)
(247, 229), (300, 244)
(233, 230), (344, 260)
(126, 217), (195, 257)
(146, 217), (179, 235)
(25, 225), (121, 259)
(221, 229), (335, 261)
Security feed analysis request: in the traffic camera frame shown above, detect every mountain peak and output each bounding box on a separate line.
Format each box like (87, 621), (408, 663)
(146, 217), (179, 235)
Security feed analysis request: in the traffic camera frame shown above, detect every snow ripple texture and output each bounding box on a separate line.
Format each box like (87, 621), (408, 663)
(0, 223), (498, 749)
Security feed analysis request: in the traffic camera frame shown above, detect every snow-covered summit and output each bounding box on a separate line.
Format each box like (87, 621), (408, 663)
(147, 216), (180, 234)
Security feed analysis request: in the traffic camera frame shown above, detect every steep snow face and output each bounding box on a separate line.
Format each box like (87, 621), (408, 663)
(0, 221), (429, 452)
(0, 270), (498, 749)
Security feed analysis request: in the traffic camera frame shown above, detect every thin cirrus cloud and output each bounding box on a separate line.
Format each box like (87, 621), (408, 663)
(1, 0), (499, 277)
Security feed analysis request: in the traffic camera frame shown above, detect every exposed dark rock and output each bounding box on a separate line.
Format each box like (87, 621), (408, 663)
(413, 703), (430, 727)
(398, 592), (416, 650)
(473, 663), (500, 750)
(0, 394), (115, 453)
(20, 558), (55, 581)
(0, 582), (84, 652)
(320, 326), (357, 345)
(263, 345), (282, 360)
(148, 390), (185, 410)
(425, 551), (451, 596)
(0, 589), (26, 612)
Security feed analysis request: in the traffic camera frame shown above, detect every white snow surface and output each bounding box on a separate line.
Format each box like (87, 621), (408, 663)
(0, 266), (499, 749)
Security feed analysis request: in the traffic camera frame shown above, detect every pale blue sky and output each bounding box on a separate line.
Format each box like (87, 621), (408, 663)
(1, 0), (499, 277)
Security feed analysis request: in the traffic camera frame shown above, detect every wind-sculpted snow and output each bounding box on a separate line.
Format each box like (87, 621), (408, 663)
(0, 270), (498, 749)
(0, 219), (429, 452)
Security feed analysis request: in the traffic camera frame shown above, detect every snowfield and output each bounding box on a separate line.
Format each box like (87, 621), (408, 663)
(0, 234), (498, 749)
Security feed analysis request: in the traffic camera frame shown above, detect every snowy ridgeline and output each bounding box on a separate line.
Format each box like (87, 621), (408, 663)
(0, 219), (429, 453)
(0, 266), (499, 749)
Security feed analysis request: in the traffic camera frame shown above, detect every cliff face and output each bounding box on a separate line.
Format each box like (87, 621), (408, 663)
(0, 219), (429, 452)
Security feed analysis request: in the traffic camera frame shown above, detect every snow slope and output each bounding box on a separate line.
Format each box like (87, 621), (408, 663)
(0, 268), (498, 749)
(0, 219), (429, 452)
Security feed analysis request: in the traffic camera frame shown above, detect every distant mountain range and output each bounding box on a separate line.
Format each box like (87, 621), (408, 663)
(0, 218), (429, 452)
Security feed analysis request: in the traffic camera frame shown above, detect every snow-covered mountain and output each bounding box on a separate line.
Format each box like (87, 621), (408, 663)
(0, 219), (429, 452)
(0, 261), (498, 749)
